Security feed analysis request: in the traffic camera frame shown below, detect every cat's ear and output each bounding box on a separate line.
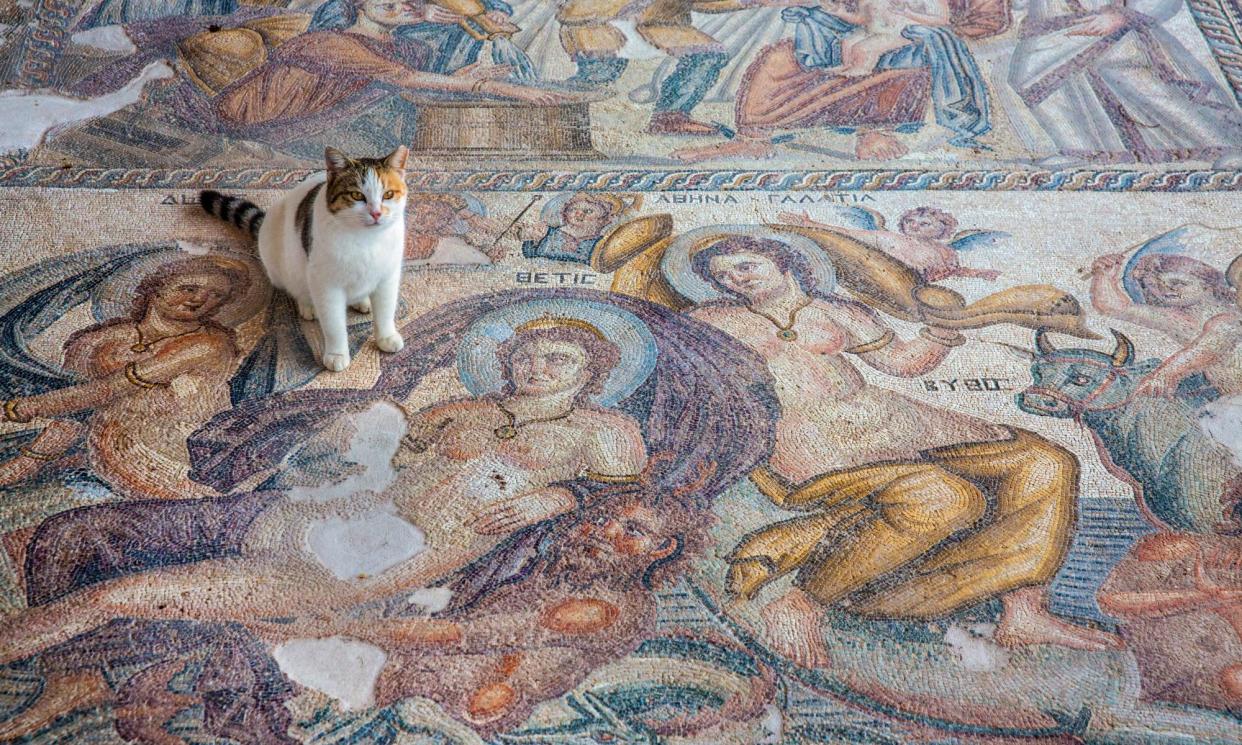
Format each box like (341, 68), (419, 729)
(384, 145), (409, 172)
(325, 147), (350, 174)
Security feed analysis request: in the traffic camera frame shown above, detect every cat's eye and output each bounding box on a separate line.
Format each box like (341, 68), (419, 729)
(349, 191), (365, 201)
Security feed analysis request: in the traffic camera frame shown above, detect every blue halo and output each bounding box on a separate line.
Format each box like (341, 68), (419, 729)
(1121, 227), (1191, 304)
(457, 298), (658, 407)
(661, 224), (837, 303)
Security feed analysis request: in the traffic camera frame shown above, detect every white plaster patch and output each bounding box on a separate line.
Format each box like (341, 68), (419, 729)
(273, 637), (387, 711)
(943, 623), (1010, 672)
(1199, 395), (1242, 467)
(70, 24), (137, 54)
(289, 400), (405, 503)
(407, 587), (454, 615)
(758, 703), (784, 744)
(611, 20), (662, 60)
(456, 453), (535, 504)
(307, 510), (426, 581)
(0, 59), (173, 155)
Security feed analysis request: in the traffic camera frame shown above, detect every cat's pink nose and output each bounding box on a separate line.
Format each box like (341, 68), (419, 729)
(369, 210), (381, 221)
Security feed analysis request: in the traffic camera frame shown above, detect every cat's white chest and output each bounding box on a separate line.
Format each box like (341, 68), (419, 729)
(308, 221), (403, 295)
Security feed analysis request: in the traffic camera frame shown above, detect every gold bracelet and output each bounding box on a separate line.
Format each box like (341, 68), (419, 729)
(845, 329), (895, 355)
(919, 327), (966, 347)
(4, 399), (31, 424)
(585, 471), (641, 484)
(19, 447), (58, 462)
(124, 362), (164, 390)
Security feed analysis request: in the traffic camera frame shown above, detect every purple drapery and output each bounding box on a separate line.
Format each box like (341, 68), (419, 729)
(189, 288), (779, 503)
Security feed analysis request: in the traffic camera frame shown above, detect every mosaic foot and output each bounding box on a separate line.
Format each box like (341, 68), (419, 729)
(1213, 152), (1242, 169)
(855, 131), (907, 160)
(996, 587), (1123, 652)
(1036, 154), (1089, 168)
(671, 138), (776, 163)
(760, 588), (831, 669)
(646, 112), (720, 137)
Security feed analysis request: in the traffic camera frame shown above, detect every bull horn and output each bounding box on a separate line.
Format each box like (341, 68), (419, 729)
(1035, 328), (1057, 356)
(1110, 329), (1134, 367)
(987, 341), (1036, 360)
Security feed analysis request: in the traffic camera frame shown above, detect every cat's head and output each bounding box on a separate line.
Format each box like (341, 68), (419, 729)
(323, 145), (409, 229)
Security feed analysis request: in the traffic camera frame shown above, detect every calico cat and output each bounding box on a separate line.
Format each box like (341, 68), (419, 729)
(201, 146), (408, 372)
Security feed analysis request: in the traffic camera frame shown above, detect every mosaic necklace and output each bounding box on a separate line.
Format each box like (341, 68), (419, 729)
(131, 324), (204, 353)
(746, 296), (812, 342)
(494, 401), (575, 440)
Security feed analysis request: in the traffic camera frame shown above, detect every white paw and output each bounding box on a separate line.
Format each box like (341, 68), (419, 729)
(350, 299), (372, 314)
(297, 302), (317, 321)
(376, 333), (404, 354)
(322, 352), (350, 372)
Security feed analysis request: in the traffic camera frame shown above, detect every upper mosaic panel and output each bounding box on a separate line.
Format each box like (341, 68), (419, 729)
(2, 0), (1242, 188)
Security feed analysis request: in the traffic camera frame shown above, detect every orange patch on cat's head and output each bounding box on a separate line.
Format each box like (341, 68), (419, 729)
(323, 145), (409, 214)
(380, 169), (407, 202)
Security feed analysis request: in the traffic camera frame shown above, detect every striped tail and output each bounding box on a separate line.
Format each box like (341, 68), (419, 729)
(199, 190), (265, 238)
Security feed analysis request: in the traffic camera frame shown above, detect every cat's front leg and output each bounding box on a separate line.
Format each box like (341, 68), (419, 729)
(371, 273), (404, 354)
(296, 299), (317, 321)
(311, 285), (351, 371)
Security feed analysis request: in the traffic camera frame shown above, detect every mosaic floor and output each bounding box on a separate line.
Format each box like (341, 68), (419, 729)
(1, 2), (1241, 744)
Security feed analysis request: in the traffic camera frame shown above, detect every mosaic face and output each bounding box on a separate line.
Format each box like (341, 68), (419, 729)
(506, 337), (591, 396)
(150, 269), (234, 321)
(706, 251), (790, 300)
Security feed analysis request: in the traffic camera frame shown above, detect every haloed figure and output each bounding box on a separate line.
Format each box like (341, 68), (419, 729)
(521, 194), (627, 265)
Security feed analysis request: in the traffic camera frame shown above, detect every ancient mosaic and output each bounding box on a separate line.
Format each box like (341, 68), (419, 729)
(1, 2), (1241, 744)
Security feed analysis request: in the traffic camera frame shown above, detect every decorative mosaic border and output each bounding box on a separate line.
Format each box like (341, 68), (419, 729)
(1, 166), (1241, 191)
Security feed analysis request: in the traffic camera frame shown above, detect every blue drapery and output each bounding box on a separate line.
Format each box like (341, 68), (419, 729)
(783, 6), (990, 146)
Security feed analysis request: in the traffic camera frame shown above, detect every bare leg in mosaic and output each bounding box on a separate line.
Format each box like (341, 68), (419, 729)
(0, 500), (688, 740)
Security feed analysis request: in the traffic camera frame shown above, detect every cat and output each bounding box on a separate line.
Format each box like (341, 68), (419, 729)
(200, 145), (408, 372)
